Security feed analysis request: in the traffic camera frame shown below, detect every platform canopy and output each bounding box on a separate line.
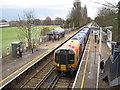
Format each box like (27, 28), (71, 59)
(48, 27), (65, 34)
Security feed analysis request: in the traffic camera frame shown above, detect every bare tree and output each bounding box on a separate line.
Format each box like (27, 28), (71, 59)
(9, 21), (17, 27)
(66, 0), (88, 27)
(72, 0), (82, 27)
(44, 16), (52, 25)
(17, 10), (35, 49)
(33, 19), (41, 25)
(82, 5), (88, 25)
(94, 1), (119, 41)
(55, 17), (64, 25)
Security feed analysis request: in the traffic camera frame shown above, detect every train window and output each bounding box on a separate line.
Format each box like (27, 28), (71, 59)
(60, 54), (67, 65)
(55, 50), (60, 63)
(68, 54), (74, 64)
(55, 51), (67, 64)
(55, 53), (59, 63)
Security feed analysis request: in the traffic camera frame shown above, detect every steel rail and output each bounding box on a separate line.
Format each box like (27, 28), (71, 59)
(34, 67), (55, 89)
(19, 60), (54, 89)
(46, 74), (58, 90)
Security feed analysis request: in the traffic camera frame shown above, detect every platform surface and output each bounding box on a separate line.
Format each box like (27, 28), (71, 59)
(73, 32), (111, 89)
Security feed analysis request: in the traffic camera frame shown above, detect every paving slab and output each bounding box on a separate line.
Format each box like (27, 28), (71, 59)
(73, 32), (111, 89)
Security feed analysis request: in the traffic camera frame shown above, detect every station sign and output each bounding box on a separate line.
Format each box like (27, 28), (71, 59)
(107, 29), (112, 50)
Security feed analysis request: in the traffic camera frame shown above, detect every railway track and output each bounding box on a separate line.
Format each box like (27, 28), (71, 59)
(35, 69), (57, 89)
(14, 59), (54, 89)
(50, 76), (74, 89)
(35, 72), (74, 89)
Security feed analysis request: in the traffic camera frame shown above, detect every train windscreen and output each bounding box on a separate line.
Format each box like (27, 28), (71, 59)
(59, 53), (67, 65)
(55, 53), (59, 63)
(55, 49), (74, 64)
(68, 54), (74, 64)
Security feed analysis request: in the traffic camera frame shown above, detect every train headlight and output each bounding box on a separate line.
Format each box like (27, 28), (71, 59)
(57, 64), (59, 67)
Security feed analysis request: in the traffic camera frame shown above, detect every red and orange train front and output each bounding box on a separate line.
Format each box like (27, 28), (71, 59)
(54, 40), (80, 75)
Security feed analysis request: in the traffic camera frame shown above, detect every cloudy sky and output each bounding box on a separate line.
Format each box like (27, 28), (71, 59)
(0, 0), (119, 21)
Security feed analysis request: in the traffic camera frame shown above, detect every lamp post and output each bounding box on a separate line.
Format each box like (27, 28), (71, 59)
(99, 27), (102, 59)
(94, 46), (97, 64)
(96, 27), (102, 89)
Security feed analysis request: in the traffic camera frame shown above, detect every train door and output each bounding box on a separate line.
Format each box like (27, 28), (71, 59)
(79, 44), (82, 57)
(84, 36), (87, 45)
(59, 50), (68, 71)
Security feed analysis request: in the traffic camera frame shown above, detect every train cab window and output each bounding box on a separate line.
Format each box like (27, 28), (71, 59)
(55, 50), (67, 64)
(55, 53), (59, 63)
(68, 54), (74, 64)
(60, 54), (67, 65)
(68, 50), (74, 64)
(55, 50), (74, 64)
(55, 53), (67, 64)
(55, 50), (60, 63)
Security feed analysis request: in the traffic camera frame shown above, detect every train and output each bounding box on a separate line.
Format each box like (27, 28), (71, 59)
(53, 24), (91, 75)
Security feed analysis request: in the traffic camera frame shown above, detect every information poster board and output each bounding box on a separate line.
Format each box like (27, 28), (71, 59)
(107, 29), (112, 50)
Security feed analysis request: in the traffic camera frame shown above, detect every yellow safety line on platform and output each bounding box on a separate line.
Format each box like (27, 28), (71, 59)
(0, 50), (49, 84)
(80, 36), (92, 89)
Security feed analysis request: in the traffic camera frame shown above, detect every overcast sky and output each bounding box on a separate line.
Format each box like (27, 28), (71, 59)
(0, 0), (119, 21)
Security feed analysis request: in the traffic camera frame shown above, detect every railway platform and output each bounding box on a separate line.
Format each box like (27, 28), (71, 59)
(0, 29), (79, 88)
(72, 31), (111, 89)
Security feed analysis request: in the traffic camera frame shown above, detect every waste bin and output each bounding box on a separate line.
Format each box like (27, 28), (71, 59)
(11, 42), (23, 58)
